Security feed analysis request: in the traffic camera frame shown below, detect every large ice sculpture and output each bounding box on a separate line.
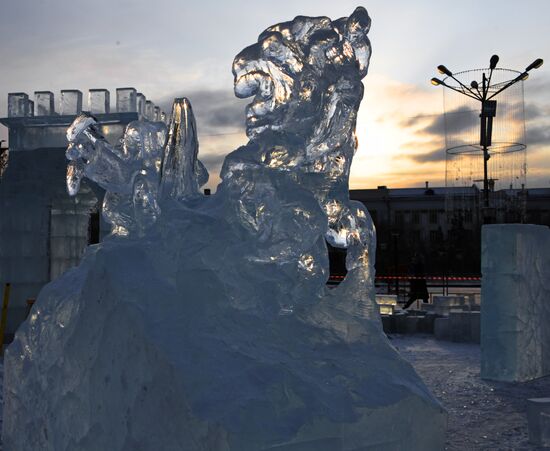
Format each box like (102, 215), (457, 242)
(3, 7), (447, 451)
(481, 224), (550, 382)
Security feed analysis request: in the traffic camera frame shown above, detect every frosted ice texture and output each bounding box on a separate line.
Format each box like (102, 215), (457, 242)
(116, 88), (137, 113)
(481, 224), (550, 382)
(88, 89), (110, 114)
(35, 91), (55, 116)
(60, 90), (83, 115)
(4, 7), (447, 451)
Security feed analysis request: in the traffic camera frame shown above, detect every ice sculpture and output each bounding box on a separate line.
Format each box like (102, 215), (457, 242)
(65, 98), (208, 235)
(3, 7), (447, 451)
(481, 224), (550, 382)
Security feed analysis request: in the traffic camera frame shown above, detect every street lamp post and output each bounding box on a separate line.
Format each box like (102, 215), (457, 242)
(431, 56), (543, 223)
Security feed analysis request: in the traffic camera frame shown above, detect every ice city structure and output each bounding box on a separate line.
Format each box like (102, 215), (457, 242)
(3, 7), (447, 450)
(0, 89), (166, 335)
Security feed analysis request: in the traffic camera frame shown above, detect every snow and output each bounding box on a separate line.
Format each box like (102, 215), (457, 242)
(393, 335), (550, 450)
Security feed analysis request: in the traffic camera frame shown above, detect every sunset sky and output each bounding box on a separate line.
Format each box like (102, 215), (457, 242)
(1, 0), (549, 190)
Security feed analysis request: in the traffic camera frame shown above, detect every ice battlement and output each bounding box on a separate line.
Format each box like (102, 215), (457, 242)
(1, 88), (167, 152)
(5, 88), (165, 121)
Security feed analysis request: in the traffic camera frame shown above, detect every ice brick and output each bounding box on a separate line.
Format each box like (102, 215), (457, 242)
(145, 100), (155, 120)
(34, 91), (55, 116)
(116, 87), (137, 113)
(136, 93), (146, 117)
(88, 89), (110, 114)
(481, 225), (550, 381)
(8, 92), (29, 117)
(60, 90), (83, 115)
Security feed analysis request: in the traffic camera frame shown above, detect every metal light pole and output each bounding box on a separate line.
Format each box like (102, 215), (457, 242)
(431, 56), (543, 224)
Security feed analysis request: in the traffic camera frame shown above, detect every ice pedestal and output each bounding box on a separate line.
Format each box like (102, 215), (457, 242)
(481, 224), (550, 382)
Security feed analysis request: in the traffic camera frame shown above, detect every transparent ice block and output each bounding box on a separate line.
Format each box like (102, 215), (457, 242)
(116, 88), (137, 113)
(34, 91), (55, 116)
(88, 89), (110, 114)
(60, 90), (83, 115)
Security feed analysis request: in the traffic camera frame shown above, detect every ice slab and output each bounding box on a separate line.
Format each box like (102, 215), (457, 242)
(34, 91), (55, 116)
(88, 89), (110, 114)
(60, 90), (83, 115)
(116, 87), (137, 113)
(481, 224), (550, 382)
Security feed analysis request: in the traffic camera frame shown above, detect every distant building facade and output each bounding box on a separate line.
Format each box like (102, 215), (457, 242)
(350, 184), (550, 277)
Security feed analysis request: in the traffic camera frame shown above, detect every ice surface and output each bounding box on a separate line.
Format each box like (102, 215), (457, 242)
(34, 91), (55, 116)
(88, 89), (110, 114)
(3, 7), (446, 451)
(116, 87), (137, 113)
(7, 93), (30, 117)
(481, 224), (550, 382)
(60, 90), (83, 115)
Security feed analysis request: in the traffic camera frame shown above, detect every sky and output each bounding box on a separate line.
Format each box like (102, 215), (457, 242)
(1, 0), (549, 190)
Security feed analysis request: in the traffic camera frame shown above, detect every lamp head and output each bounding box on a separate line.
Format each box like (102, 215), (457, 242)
(431, 77), (443, 86)
(437, 65), (453, 76)
(526, 58), (544, 71)
(490, 54), (499, 70)
(471, 80), (479, 89)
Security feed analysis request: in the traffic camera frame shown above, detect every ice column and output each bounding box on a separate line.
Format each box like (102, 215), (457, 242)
(34, 91), (55, 116)
(60, 90), (83, 115)
(116, 88), (137, 113)
(481, 224), (550, 382)
(154, 106), (161, 121)
(88, 89), (110, 114)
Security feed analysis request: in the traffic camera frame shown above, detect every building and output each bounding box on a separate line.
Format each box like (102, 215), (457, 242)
(350, 184), (550, 277)
(0, 88), (165, 336)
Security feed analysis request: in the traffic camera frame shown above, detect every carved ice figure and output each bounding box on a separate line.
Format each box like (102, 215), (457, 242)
(221, 6), (376, 294)
(65, 98), (209, 235)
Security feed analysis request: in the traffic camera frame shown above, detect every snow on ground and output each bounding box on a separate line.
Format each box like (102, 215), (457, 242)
(391, 335), (550, 450)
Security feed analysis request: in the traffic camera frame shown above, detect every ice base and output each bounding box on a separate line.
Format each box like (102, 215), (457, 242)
(3, 203), (446, 451)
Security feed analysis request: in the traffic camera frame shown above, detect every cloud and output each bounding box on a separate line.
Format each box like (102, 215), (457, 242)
(157, 88), (246, 135)
(408, 148), (447, 163)
(527, 124), (550, 147)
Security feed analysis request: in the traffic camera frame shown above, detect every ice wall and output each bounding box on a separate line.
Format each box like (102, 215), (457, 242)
(481, 224), (550, 382)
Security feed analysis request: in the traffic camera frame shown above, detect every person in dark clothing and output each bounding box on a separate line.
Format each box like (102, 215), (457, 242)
(403, 254), (429, 310)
